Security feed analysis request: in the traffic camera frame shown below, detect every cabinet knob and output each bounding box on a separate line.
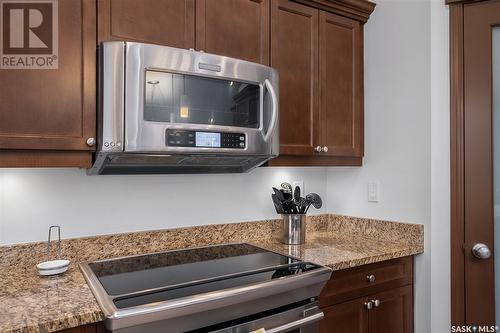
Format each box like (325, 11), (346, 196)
(372, 299), (380, 307)
(314, 146), (322, 152)
(322, 146), (329, 152)
(86, 137), (96, 147)
(364, 301), (373, 310)
(366, 274), (376, 283)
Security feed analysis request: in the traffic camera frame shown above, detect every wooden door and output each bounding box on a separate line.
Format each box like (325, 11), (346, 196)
(195, 0), (269, 64)
(318, 11), (364, 157)
(450, 0), (500, 326)
(0, 0), (96, 154)
(320, 297), (369, 333)
(270, 0), (319, 156)
(97, 0), (195, 48)
(368, 285), (413, 333)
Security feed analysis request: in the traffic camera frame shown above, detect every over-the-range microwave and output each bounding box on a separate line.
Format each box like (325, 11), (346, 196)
(88, 42), (279, 175)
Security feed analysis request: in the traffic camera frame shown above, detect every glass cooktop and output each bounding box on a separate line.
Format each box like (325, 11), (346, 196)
(87, 243), (320, 309)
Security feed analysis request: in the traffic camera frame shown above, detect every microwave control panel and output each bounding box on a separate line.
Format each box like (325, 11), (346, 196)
(166, 129), (246, 149)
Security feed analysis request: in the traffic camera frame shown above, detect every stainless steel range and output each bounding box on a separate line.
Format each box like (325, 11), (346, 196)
(80, 243), (331, 333)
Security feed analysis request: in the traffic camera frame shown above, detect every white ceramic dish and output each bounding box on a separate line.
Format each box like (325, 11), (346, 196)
(36, 259), (70, 276)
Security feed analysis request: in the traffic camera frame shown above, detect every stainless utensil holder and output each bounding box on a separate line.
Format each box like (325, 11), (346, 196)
(280, 214), (306, 245)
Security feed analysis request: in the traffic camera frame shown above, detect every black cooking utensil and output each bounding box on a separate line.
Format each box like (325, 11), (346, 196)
(281, 189), (292, 200)
(281, 182), (292, 193)
(293, 186), (301, 201)
(305, 193), (322, 213)
(285, 199), (298, 214)
(273, 187), (285, 202)
(271, 194), (284, 214)
(296, 197), (309, 214)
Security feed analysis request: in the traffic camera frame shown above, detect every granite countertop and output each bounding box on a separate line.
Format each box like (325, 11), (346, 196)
(0, 214), (424, 333)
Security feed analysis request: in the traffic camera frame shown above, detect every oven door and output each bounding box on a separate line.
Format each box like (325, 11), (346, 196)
(123, 42), (279, 156)
(203, 302), (323, 333)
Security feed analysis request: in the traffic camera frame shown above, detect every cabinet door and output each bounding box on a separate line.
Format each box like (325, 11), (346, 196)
(0, 0), (96, 152)
(196, 0), (269, 64)
(97, 0), (195, 48)
(368, 285), (413, 333)
(271, 0), (319, 156)
(320, 297), (369, 333)
(319, 11), (363, 157)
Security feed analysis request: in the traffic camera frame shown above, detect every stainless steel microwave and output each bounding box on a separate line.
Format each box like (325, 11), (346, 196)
(88, 42), (279, 175)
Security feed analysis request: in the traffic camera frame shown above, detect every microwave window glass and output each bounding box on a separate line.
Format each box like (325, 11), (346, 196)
(144, 70), (260, 128)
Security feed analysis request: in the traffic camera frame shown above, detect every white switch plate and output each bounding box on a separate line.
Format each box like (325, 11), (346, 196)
(293, 181), (304, 196)
(367, 181), (379, 202)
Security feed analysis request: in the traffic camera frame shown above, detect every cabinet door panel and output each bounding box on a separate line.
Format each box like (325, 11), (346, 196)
(97, 0), (195, 48)
(320, 297), (369, 333)
(271, 0), (319, 156)
(319, 11), (363, 157)
(369, 285), (413, 333)
(196, 0), (269, 64)
(0, 0), (96, 151)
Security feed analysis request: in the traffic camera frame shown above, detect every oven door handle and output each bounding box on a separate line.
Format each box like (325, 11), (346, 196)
(263, 79), (278, 142)
(265, 311), (324, 333)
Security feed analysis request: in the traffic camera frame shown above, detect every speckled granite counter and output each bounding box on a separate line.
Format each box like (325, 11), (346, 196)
(0, 214), (423, 333)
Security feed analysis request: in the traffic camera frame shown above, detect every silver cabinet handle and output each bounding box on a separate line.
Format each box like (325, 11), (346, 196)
(315, 146), (322, 152)
(322, 146), (329, 152)
(86, 137), (96, 147)
(366, 274), (376, 283)
(372, 299), (380, 307)
(472, 243), (491, 259)
(266, 312), (324, 333)
(364, 301), (373, 310)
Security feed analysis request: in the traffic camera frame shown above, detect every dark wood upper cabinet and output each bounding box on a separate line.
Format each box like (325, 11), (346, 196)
(97, 0), (195, 48)
(319, 11), (364, 157)
(196, 0), (269, 64)
(269, 0), (372, 166)
(0, 0), (96, 167)
(270, 0), (319, 156)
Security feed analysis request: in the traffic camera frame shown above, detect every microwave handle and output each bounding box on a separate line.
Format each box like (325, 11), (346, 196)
(263, 79), (278, 142)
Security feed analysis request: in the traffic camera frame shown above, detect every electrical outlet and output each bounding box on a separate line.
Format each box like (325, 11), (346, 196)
(367, 181), (379, 202)
(293, 181), (304, 196)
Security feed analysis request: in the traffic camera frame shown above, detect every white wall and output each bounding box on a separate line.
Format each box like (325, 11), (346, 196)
(0, 167), (327, 244)
(327, 0), (450, 332)
(430, 0), (450, 332)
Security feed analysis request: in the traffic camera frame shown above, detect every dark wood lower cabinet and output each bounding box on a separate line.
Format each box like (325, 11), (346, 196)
(319, 257), (414, 333)
(369, 285), (413, 333)
(321, 297), (369, 333)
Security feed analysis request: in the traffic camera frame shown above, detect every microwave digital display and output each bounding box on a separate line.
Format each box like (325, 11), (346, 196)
(195, 132), (221, 148)
(166, 129), (246, 149)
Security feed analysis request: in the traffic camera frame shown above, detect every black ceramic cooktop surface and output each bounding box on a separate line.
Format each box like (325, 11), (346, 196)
(88, 243), (319, 309)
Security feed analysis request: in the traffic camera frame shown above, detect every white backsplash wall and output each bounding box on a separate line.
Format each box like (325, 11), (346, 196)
(0, 167), (327, 245)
